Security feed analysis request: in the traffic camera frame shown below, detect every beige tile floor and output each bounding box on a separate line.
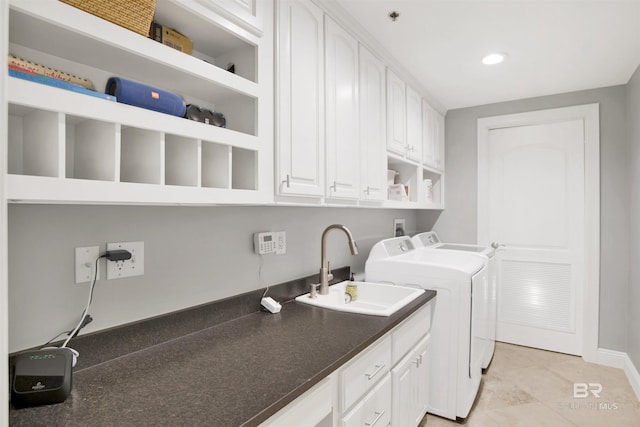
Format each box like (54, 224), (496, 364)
(419, 342), (640, 426)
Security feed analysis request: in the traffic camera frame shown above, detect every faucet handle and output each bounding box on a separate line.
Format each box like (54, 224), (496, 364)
(327, 261), (334, 282)
(309, 283), (320, 299)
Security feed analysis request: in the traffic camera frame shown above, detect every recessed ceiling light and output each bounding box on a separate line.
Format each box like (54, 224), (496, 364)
(482, 53), (505, 65)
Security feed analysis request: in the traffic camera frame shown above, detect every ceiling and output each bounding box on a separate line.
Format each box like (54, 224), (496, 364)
(337, 0), (640, 111)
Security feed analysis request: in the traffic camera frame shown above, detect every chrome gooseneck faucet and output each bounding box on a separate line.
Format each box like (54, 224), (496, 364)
(317, 224), (359, 295)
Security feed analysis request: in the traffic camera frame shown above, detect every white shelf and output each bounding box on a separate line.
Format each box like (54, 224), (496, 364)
(6, 174), (272, 205)
(9, 0), (259, 99)
(6, 0), (273, 208)
(8, 78), (259, 150)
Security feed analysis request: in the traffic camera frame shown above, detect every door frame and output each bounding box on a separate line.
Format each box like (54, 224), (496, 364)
(477, 103), (600, 362)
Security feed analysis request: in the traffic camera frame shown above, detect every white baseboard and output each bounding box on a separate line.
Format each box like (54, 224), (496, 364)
(596, 348), (640, 401)
(624, 353), (640, 401)
(595, 348), (627, 369)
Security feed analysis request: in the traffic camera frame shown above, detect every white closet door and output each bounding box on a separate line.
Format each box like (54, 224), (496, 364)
(483, 118), (585, 355)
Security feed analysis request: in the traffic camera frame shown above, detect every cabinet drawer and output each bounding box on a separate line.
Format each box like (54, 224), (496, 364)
(341, 373), (392, 427)
(391, 303), (431, 365)
(260, 376), (332, 426)
(339, 335), (391, 411)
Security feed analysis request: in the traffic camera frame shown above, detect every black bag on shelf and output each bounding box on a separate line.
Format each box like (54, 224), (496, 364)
(184, 104), (226, 127)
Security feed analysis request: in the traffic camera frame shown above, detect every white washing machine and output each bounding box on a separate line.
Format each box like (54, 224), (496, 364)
(365, 236), (486, 421)
(412, 231), (497, 370)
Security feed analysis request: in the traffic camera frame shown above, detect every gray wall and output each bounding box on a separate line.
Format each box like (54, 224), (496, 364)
(628, 65), (640, 368)
(8, 205), (417, 352)
(418, 85), (630, 352)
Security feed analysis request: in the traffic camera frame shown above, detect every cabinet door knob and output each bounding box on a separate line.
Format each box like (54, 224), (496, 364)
(282, 174), (290, 188)
(364, 186), (370, 196)
(330, 181), (337, 192)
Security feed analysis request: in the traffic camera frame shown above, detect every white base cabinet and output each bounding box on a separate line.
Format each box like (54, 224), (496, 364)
(260, 377), (333, 427)
(262, 302), (433, 427)
(341, 374), (392, 427)
(392, 335), (430, 427)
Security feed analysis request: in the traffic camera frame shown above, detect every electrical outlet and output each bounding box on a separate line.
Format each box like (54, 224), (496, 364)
(393, 219), (406, 237)
(276, 231), (286, 255)
(75, 246), (100, 283)
(106, 241), (144, 280)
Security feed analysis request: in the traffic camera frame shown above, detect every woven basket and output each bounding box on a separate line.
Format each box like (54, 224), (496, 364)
(60, 0), (156, 37)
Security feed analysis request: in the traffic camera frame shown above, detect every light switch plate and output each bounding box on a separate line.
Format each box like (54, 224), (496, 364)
(106, 241), (144, 279)
(75, 246), (100, 284)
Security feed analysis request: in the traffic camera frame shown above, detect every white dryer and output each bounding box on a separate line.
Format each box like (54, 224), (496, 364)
(413, 231), (497, 370)
(365, 236), (486, 421)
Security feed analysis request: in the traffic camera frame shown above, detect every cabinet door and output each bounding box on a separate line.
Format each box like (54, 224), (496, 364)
(391, 350), (417, 427)
(359, 45), (386, 202)
(392, 335), (431, 427)
(276, 0), (324, 197)
(406, 86), (423, 162)
(422, 100), (436, 168)
(414, 334), (431, 425)
(198, 0), (262, 34)
(325, 16), (359, 200)
(386, 69), (406, 155)
(435, 110), (445, 170)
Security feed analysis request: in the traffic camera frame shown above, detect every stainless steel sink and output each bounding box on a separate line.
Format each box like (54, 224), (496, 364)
(295, 280), (424, 316)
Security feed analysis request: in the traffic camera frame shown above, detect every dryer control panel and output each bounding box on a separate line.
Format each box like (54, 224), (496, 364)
(384, 237), (416, 256)
(416, 231), (440, 247)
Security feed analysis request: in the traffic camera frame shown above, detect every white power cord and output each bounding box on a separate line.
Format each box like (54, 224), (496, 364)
(43, 254), (103, 367)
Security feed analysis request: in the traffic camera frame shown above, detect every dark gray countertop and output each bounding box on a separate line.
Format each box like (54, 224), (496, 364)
(9, 285), (435, 427)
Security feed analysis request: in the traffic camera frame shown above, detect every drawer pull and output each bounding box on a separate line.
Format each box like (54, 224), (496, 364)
(365, 410), (385, 426)
(365, 364), (385, 380)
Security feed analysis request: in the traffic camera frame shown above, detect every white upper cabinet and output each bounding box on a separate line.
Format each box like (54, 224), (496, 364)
(198, 0), (264, 35)
(422, 100), (436, 168)
(324, 16), (359, 200)
(406, 85), (423, 163)
(422, 101), (445, 171)
(276, 0), (325, 198)
(386, 69), (406, 156)
(435, 110), (445, 170)
(359, 45), (387, 202)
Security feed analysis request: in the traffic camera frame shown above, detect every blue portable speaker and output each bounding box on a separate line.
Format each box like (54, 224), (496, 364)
(106, 77), (186, 117)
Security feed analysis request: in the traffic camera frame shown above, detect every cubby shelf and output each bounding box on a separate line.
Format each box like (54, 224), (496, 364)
(385, 152), (444, 209)
(8, 78), (259, 150)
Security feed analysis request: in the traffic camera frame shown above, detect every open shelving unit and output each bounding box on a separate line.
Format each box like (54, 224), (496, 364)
(385, 153), (444, 210)
(6, 0), (273, 205)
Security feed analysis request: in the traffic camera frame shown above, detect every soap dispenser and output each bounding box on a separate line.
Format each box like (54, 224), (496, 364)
(346, 273), (358, 302)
